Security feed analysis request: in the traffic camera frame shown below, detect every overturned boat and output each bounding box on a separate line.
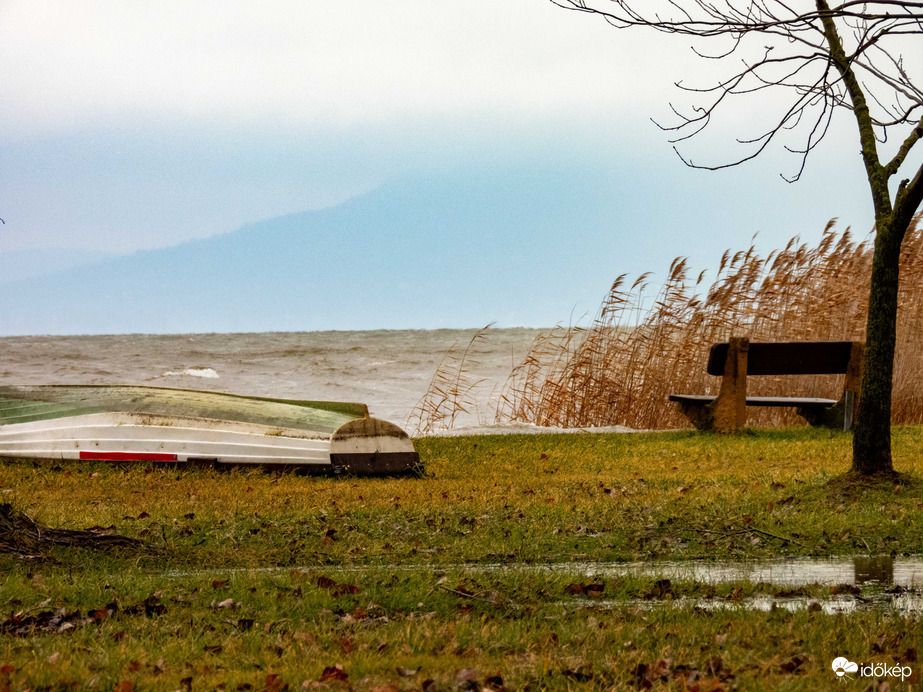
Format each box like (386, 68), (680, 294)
(0, 385), (420, 475)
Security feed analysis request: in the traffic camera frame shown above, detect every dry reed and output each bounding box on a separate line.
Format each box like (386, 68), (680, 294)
(406, 324), (493, 434)
(414, 214), (923, 431)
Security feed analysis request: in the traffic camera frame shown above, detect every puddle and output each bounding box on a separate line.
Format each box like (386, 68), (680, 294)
(570, 593), (923, 615)
(168, 555), (922, 587)
(509, 555), (922, 588)
(492, 556), (923, 613)
(164, 556), (923, 614)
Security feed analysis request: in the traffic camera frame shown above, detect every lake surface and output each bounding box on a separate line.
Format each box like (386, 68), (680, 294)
(0, 328), (547, 431)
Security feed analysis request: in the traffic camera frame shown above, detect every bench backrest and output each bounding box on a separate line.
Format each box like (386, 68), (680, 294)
(706, 341), (857, 376)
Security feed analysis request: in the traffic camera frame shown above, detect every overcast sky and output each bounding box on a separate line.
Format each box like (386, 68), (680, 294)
(1, 0), (916, 328)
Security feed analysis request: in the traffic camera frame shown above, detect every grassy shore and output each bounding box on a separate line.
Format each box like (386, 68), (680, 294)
(1, 427), (922, 690)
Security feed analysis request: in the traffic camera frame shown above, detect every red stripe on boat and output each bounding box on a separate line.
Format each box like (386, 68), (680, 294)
(79, 452), (178, 461)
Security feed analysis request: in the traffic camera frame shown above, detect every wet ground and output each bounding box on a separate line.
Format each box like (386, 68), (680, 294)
(168, 556), (923, 613)
(516, 555), (921, 588)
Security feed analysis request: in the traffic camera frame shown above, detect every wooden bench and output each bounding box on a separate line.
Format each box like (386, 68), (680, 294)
(669, 337), (864, 433)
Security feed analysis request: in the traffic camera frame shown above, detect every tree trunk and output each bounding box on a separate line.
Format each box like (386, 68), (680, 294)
(852, 220), (902, 474)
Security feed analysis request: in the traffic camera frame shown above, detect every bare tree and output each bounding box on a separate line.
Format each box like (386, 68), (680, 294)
(554, 0), (923, 475)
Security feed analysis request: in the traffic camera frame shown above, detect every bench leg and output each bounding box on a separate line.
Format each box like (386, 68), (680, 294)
(796, 392), (856, 431)
(711, 337), (748, 433)
(677, 402), (717, 432)
(675, 337), (749, 433)
(676, 397), (744, 433)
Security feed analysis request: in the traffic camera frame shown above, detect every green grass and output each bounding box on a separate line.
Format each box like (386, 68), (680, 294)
(1, 426), (922, 690)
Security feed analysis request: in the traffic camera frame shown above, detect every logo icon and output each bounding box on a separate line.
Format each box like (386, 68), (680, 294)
(832, 657), (859, 680)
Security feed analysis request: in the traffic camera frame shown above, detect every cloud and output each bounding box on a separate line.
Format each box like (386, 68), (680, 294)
(0, 0), (685, 137)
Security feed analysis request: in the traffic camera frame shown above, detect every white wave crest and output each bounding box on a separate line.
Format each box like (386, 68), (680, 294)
(162, 367), (220, 379)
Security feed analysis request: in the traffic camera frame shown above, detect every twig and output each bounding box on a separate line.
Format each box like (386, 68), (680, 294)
(744, 526), (806, 547)
(437, 584), (520, 610)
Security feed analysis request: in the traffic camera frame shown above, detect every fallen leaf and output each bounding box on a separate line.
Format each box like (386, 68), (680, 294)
(563, 668), (594, 683)
(872, 633), (889, 653)
(319, 665), (348, 682)
(484, 673), (505, 690)
(315, 576), (337, 590)
(262, 673), (288, 692)
(644, 579), (673, 599)
(339, 638), (356, 653)
(780, 654), (808, 673)
(125, 595), (167, 617)
(564, 582), (605, 596)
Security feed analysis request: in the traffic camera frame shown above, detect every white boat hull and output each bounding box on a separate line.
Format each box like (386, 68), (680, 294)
(0, 412), (332, 467)
(0, 385), (420, 474)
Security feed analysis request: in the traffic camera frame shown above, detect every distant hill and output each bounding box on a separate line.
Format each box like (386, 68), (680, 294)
(0, 163), (631, 335)
(0, 249), (121, 284)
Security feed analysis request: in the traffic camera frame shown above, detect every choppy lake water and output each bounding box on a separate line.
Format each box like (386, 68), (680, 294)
(0, 329), (547, 430)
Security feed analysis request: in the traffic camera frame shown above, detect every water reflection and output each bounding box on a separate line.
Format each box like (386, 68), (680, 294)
(528, 555), (921, 588)
(582, 593), (923, 615)
(168, 555), (923, 589)
(539, 556), (923, 614)
(165, 555), (923, 613)
(854, 555), (894, 585)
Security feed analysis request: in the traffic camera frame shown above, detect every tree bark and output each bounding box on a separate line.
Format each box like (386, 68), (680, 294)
(852, 221), (903, 474)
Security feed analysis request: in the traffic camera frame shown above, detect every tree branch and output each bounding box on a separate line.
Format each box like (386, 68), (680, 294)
(816, 0), (890, 213)
(893, 162), (923, 235)
(885, 118), (923, 177)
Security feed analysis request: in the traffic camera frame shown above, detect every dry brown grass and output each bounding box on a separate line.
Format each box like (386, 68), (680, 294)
(415, 214), (923, 431)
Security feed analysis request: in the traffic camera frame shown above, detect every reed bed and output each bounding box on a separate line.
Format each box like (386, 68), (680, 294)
(414, 215), (923, 431)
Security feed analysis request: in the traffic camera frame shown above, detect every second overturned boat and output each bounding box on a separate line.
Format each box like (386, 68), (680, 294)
(0, 384), (420, 475)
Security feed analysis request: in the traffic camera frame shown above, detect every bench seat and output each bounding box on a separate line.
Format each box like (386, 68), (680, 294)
(668, 337), (864, 432)
(669, 394), (838, 408)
